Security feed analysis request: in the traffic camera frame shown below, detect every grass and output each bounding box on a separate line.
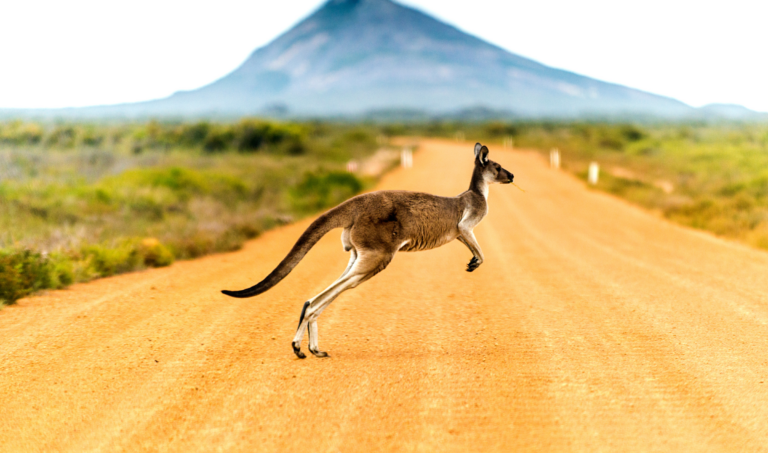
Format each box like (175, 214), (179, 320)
(500, 123), (768, 250)
(0, 120), (388, 306)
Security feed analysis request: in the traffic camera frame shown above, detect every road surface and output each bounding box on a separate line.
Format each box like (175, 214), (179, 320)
(2, 139), (768, 452)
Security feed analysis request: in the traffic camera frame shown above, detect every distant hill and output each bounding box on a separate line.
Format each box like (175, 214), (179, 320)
(2, 0), (765, 120)
(693, 104), (766, 121)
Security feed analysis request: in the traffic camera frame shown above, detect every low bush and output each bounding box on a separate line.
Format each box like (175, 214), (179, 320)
(289, 171), (364, 214)
(135, 238), (175, 268)
(0, 250), (62, 305)
(0, 121), (44, 145)
(0, 238), (176, 306)
(82, 243), (141, 277)
(45, 126), (78, 148)
(234, 119), (307, 154)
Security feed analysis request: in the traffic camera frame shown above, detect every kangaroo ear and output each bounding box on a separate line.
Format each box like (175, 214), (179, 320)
(479, 146), (489, 164)
(474, 143), (482, 159)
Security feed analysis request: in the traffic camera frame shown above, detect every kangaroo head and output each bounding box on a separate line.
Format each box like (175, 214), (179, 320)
(474, 143), (514, 184)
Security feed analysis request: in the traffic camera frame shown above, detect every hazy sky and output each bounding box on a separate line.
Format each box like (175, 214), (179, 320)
(1, 0), (766, 111)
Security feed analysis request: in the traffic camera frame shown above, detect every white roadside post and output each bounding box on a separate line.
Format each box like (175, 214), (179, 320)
(346, 160), (358, 172)
(550, 148), (560, 169)
(588, 162), (600, 185)
(503, 136), (514, 149)
(401, 147), (413, 168)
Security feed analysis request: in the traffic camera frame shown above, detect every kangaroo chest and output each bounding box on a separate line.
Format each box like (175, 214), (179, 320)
(459, 203), (487, 231)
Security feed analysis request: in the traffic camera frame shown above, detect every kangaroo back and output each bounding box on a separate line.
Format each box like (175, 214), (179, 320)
(221, 202), (355, 298)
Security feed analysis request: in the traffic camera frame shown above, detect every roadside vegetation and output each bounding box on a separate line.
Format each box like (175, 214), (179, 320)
(0, 120), (386, 305)
(3, 118), (767, 305)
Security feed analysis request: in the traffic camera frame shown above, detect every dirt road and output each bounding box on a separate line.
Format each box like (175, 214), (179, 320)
(2, 139), (768, 452)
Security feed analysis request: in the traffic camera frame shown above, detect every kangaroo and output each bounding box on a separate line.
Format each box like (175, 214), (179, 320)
(222, 143), (514, 358)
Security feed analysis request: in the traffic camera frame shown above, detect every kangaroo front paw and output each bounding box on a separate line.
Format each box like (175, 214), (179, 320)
(466, 257), (482, 272)
(293, 342), (306, 359)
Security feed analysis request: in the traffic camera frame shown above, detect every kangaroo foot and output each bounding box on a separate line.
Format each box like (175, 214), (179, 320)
(292, 342), (306, 359)
(309, 348), (329, 358)
(466, 256), (481, 272)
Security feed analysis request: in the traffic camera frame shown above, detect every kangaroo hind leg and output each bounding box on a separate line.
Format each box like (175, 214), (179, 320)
(340, 248), (358, 279)
(292, 247), (356, 359)
(302, 249), (394, 358)
(292, 264), (361, 358)
(292, 301), (311, 359)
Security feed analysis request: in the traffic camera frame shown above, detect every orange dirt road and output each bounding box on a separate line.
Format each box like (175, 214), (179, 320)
(2, 139), (768, 452)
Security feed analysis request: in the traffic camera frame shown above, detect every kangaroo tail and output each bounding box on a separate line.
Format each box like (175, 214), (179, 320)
(221, 202), (355, 298)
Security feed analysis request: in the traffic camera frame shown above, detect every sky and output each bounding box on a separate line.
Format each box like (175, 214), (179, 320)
(1, 0), (766, 111)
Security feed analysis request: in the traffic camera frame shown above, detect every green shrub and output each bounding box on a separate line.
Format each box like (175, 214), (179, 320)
(147, 167), (207, 192)
(290, 171), (363, 214)
(80, 238), (174, 278)
(0, 121), (44, 145)
(183, 122), (211, 144)
(0, 238), (177, 306)
(0, 256), (23, 305)
(620, 125), (645, 142)
(485, 122), (518, 137)
(0, 250), (53, 305)
(169, 232), (218, 259)
(82, 243), (142, 277)
(80, 128), (104, 146)
(381, 123), (406, 136)
(235, 119), (306, 154)
(46, 126), (77, 148)
(203, 127), (235, 152)
(127, 196), (166, 220)
(134, 238), (174, 268)
(49, 254), (74, 289)
(167, 224), (259, 260)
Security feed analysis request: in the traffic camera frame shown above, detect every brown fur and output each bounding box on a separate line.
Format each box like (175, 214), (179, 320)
(221, 143), (513, 358)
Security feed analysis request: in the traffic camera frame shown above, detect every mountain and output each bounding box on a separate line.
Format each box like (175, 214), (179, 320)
(2, 0), (763, 120)
(137, 0), (692, 118)
(694, 104), (767, 121)
(149, 0), (692, 118)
